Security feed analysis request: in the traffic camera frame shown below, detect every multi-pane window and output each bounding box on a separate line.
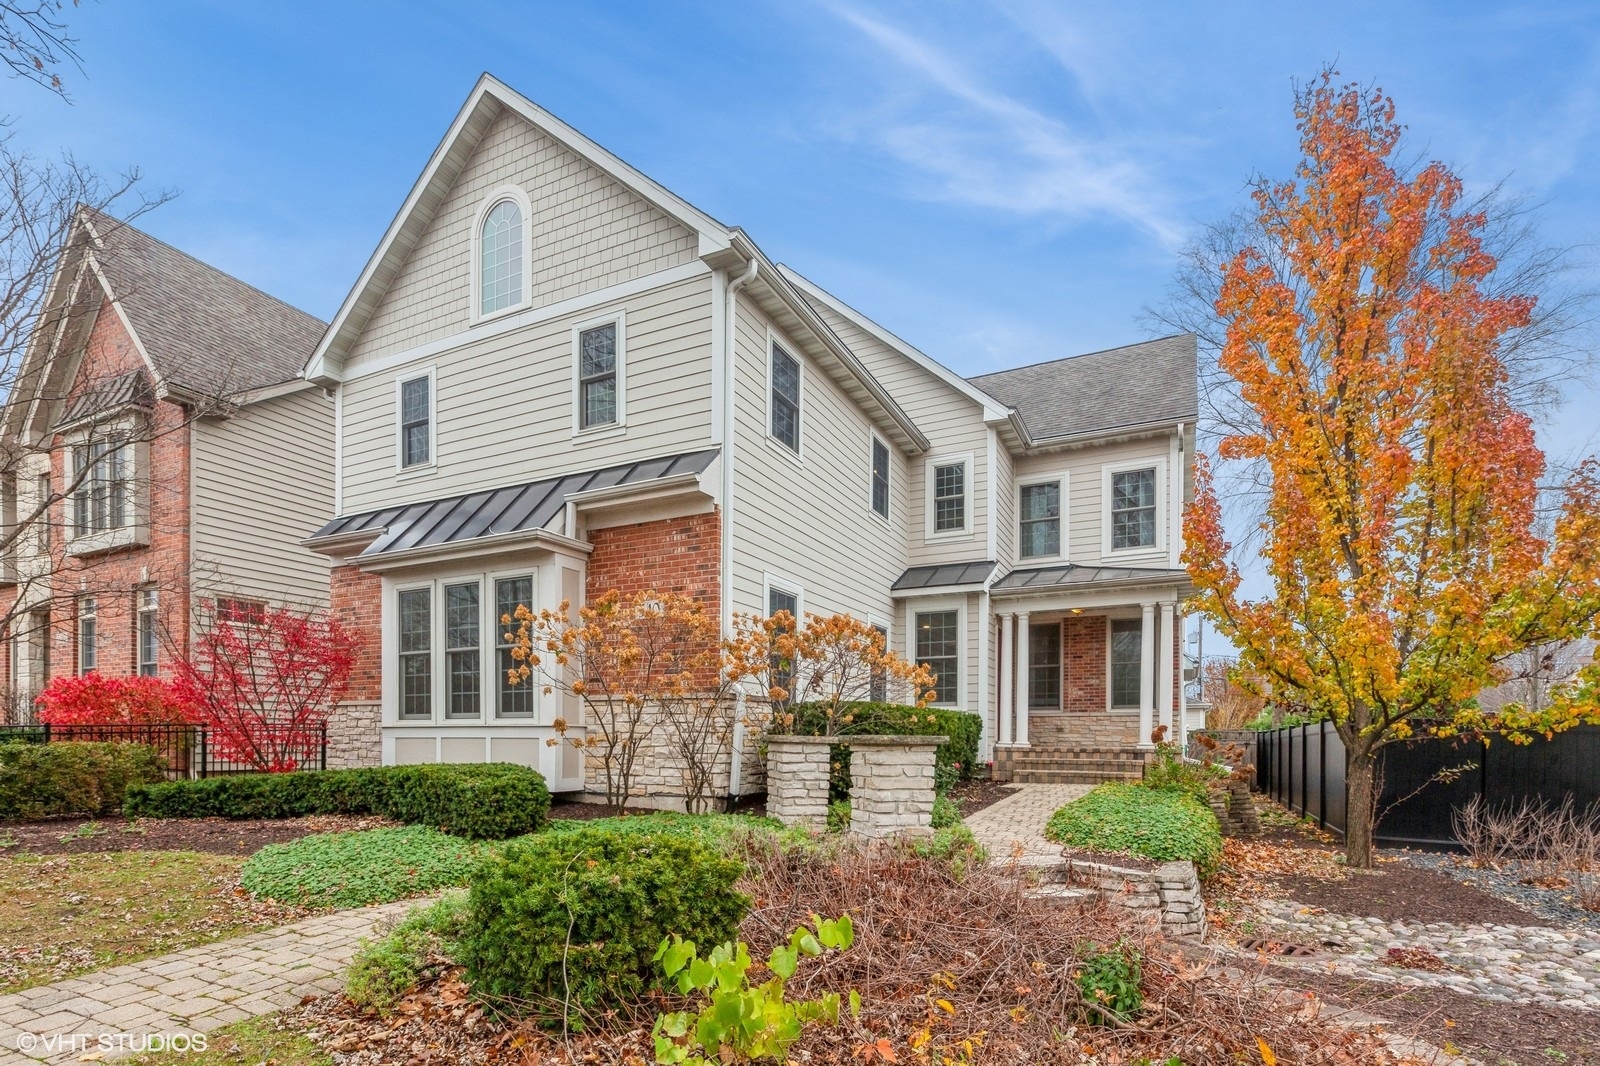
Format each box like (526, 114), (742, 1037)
(399, 375), (431, 468)
(137, 588), (159, 677)
(1028, 622), (1062, 709)
(869, 622), (889, 703)
(1019, 482), (1062, 559)
(932, 462), (966, 533)
(577, 323), (619, 430)
(916, 610), (959, 705)
(1110, 619), (1143, 708)
(72, 437), (128, 536)
(496, 576), (535, 717)
(480, 199), (524, 315)
(768, 586), (799, 704)
(216, 597), (267, 626)
(398, 588), (432, 720)
(1110, 468), (1158, 550)
(77, 596), (97, 674)
(870, 437), (890, 519)
(34, 474), (50, 553)
(770, 343), (801, 453)
(444, 582), (481, 719)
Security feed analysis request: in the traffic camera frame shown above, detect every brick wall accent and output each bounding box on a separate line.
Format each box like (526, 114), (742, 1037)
(331, 564), (383, 703)
(1062, 616), (1107, 713)
(585, 510), (721, 610)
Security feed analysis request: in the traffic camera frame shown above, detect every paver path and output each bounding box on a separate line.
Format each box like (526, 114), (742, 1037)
(964, 783), (1090, 863)
(0, 898), (420, 1064)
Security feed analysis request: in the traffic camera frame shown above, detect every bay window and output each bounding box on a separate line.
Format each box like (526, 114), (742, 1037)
(394, 572), (541, 722)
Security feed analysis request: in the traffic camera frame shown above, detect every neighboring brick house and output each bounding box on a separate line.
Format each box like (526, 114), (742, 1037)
(0, 209), (335, 714)
(303, 75), (1197, 799)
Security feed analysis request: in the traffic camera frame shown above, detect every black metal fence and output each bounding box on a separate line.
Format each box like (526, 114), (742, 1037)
(1256, 720), (1600, 848)
(0, 722), (328, 779)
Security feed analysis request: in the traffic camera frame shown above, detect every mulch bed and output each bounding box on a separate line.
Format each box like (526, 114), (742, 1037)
(1274, 862), (1553, 927)
(0, 814), (395, 857)
(948, 777), (1018, 817)
(1270, 967), (1600, 1065)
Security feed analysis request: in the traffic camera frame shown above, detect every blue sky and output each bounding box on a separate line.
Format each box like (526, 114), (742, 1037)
(8, 0), (1598, 464)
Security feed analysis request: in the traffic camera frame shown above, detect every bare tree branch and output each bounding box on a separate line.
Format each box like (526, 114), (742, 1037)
(0, 0), (84, 100)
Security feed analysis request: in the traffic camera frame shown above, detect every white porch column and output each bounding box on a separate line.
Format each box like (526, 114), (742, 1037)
(1158, 601), (1176, 743)
(996, 612), (1014, 747)
(1015, 611), (1031, 747)
(1137, 602), (1156, 749)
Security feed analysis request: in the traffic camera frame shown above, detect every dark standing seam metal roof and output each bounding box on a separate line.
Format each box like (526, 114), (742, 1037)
(309, 448), (720, 558)
(55, 369), (155, 429)
(990, 563), (1190, 593)
(967, 334), (1198, 443)
(890, 561), (996, 592)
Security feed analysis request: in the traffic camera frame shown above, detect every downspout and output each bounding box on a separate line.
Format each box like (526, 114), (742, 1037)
(723, 256), (759, 804)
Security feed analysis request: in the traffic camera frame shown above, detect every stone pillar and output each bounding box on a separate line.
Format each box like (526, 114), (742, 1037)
(1015, 611), (1031, 747)
(997, 612), (1014, 747)
(1138, 602), (1156, 750)
(765, 735), (835, 830)
(848, 735), (944, 839)
(1158, 601), (1176, 743)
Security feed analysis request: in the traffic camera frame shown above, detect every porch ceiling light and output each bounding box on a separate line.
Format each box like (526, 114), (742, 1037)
(1070, 608), (1084, 614)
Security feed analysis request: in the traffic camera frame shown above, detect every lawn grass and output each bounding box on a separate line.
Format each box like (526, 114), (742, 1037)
(0, 850), (265, 992)
(125, 1015), (330, 1066)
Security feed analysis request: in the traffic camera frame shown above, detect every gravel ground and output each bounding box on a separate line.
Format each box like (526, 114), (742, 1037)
(1400, 851), (1600, 931)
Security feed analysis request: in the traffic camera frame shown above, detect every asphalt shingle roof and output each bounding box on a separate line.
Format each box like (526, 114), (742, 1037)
(968, 334), (1198, 443)
(85, 208), (327, 395)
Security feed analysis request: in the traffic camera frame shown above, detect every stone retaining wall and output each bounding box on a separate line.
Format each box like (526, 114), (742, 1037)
(1063, 855), (1205, 937)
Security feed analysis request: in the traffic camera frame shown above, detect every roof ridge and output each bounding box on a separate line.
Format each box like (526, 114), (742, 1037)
(967, 332), (1192, 382)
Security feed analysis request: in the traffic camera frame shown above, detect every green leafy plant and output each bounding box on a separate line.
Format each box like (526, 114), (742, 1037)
(546, 811), (806, 852)
(346, 892), (469, 1014)
(1140, 734), (1226, 806)
(1075, 942), (1143, 1023)
(931, 794), (961, 829)
(1045, 784), (1222, 877)
(461, 826), (748, 1024)
(827, 799), (852, 832)
(0, 741), (167, 821)
(242, 827), (488, 907)
(907, 824), (987, 876)
(652, 914), (857, 1065)
(57, 820), (105, 842)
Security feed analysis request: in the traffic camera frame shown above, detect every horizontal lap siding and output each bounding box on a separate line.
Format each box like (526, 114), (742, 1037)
(348, 108), (697, 369)
(190, 389), (336, 605)
(730, 299), (904, 628)
(1015, 437), (1175, 568)
(340, 275), (714, 512)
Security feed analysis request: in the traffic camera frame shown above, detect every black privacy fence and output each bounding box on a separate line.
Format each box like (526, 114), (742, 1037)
(1255, 720), (1600, 849)
(0, 722), (328, 779)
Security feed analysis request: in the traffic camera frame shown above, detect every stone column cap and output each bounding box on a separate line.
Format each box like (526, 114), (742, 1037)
(841, 734), (948, 749)
(766, 733), (845, 746)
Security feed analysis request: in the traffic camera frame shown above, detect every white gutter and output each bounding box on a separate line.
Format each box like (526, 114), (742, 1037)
(722, 257), (758, 803)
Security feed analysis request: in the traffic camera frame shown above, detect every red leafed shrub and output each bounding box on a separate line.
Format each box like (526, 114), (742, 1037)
(172, 606), (359, 773)
(36, 674), (197, 726)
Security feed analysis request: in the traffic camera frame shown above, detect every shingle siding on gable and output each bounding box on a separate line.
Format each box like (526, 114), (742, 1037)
(347, 109), (699, 368)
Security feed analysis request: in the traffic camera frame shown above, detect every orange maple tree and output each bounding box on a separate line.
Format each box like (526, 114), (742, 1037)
(1183, 72), (1600, 866)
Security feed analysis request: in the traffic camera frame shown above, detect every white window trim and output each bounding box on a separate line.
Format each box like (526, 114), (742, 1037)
(924, 452), (975, 542)
(762, 571), (805, 622)
(395, 366), (438, 476)
(570, 310), (627, 437)
(908, 598), (966, 710)
(1100, 456), (1167, 557)
(64, 421), (148, 556)
(1017, 471), (1069, 563)
(765, 329), (804, 466)
(439, 577), (487, 723)
(136, 587), (159, 677)
(393, 580), (437, 723)
(868, 429), (891, 523)
(487, 567), (539, 720)
(469, 185), (534, 325)
(77, 596), (97, 675)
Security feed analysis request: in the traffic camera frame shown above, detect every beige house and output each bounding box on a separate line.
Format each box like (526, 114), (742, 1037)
(304, 75), (1196, 797)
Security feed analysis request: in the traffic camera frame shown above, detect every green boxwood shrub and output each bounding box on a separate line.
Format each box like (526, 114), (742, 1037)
(0, 741), (167, 821)
(790, 702), (981, 799)
(460, 826), (749, 1020)
(123, 762), (550, 840)
(242, 826), (489, 908)
(1044, 784), (1223, 877)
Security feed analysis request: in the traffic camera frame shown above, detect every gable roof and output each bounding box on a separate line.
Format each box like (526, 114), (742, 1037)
(968, 334), (1198, 445)
(82, 208), (326, 395)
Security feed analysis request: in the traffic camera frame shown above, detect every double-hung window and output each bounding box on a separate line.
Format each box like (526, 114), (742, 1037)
(1110, 619), (1143, 708)
(496, 576), (535, 717)
(767, 583), (800, 706)
(72, 437), (129, 537)
(1110, 467), (1158, 550)
(444, 582), (481, 719)
(396, 574), (542, 722)
(1029, 622), (1061, 709)
(576, 321), (621, 431)
(1019, 479), (1064, 559)
(915, 609), (959, 705)
(398, 373), (432, 469)
(77, 596), (97, 675)
(870, 436), (890, 519)
(136, 589), (159, 676)
(928, 458), (969, 535)
(769, 342), (801, 453)
(398, 588), (432, 720)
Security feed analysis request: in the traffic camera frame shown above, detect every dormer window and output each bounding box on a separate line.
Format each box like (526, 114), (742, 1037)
(72, 436), (129, 536)
(479, 198), (524, 316)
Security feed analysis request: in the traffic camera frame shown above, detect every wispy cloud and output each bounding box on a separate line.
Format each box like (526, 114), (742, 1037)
(816, 3), (1182, 247)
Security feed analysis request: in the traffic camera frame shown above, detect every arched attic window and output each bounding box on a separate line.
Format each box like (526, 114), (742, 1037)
(479, 198), (524, 316)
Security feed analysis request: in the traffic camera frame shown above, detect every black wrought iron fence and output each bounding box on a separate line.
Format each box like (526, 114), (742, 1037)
(0, 722), (328, 779)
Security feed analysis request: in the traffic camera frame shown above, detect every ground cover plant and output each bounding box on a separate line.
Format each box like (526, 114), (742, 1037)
(0, 850), (296, 992)
(1046, 783), (1223, 876)
(125, 762), (550, 839)
(241, 826), (490, 908)
(0, 740), (167, 821)
(545, 809), (805, 851)
(346, 892), (469, 1015)
(126, 1015), (331, 1066)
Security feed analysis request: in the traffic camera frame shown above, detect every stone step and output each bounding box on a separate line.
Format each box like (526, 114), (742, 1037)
(1009, 753), (1146, 767)
(1012, 769), (1144, 784)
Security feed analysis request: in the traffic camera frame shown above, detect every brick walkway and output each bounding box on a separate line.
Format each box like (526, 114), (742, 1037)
(0, 899), (419, 1064)
(964, 783), (1091, 863)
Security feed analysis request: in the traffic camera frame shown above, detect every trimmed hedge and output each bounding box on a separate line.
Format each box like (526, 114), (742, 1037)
(790, 702), (982, 798)
(460, 826), (748, 1019)
(0, 741), (167, 822)
(1044, 783), (1223, 877)
(124, 762), (550, 840)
